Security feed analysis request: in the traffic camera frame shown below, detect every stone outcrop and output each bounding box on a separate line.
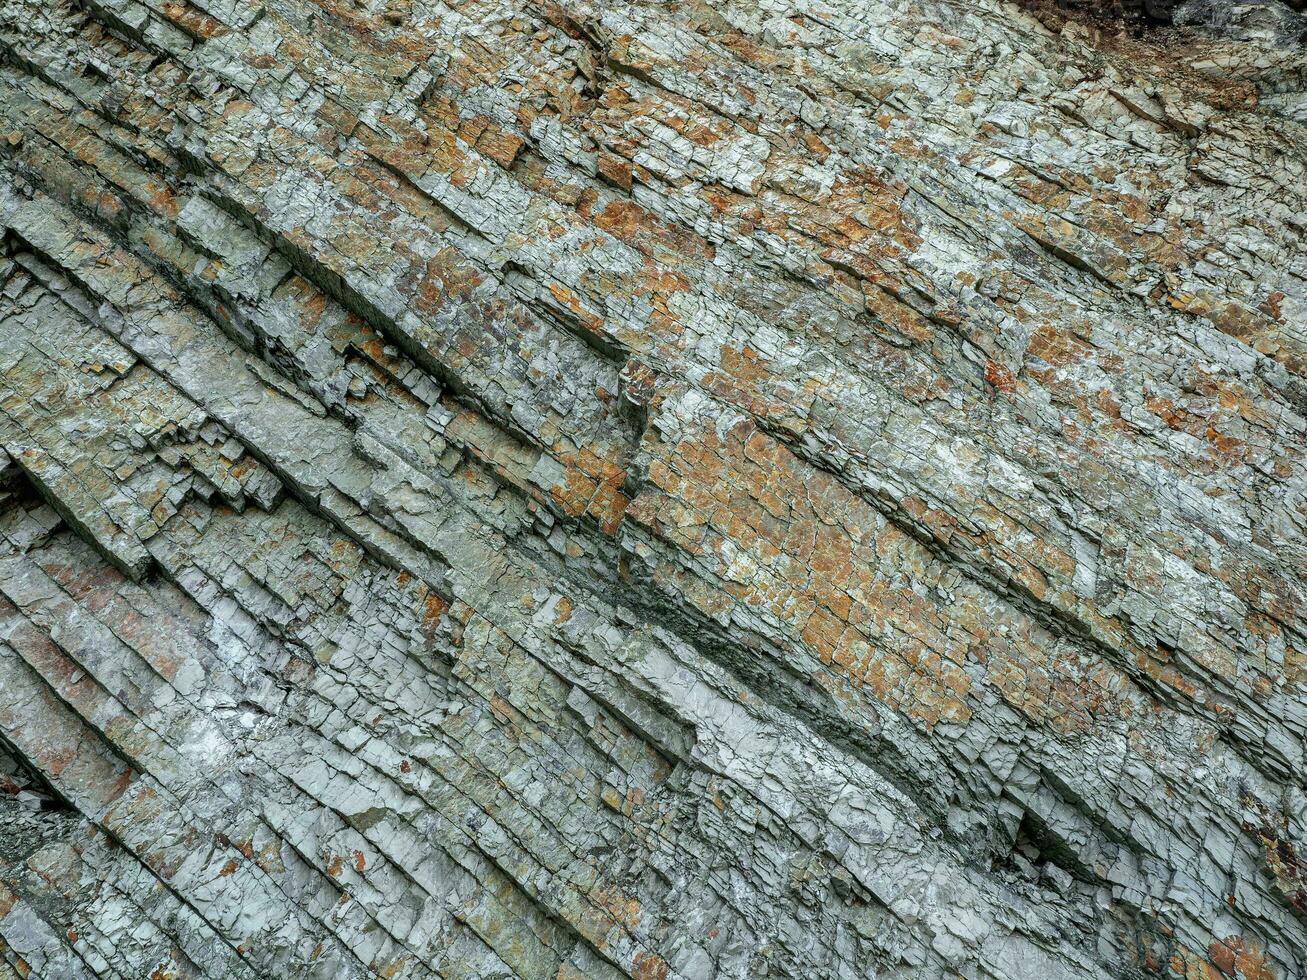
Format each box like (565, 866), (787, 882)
(0, 0), (1304, 977)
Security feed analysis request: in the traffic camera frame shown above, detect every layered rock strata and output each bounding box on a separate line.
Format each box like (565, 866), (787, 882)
(0, 0), (1304, 977)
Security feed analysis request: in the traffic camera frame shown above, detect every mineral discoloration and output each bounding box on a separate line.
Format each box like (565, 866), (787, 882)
(0, 0), (1304, 977)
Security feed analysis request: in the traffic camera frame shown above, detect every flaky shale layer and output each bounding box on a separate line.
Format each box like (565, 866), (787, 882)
(0, 0), (1305, 977)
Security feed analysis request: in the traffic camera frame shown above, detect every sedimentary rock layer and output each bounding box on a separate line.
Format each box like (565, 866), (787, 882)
(0, 0), (1304, 976)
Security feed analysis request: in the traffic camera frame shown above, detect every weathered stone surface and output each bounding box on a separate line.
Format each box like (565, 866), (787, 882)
(0, 0), (1303, 977)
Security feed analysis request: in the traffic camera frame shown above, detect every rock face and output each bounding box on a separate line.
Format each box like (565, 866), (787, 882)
(0, 0), (1304, 977)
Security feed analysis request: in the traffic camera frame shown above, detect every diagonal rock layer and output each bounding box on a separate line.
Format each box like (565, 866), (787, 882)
(0, 0), (1304, 977)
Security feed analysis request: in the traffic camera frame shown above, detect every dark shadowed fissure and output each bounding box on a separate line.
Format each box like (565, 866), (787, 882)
(1016, 0), (1307, 36)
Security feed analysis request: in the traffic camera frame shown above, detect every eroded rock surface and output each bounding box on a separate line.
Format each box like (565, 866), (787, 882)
(0, 0), (1303, 977)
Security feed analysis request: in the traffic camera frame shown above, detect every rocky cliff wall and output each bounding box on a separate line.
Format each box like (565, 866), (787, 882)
(0, 0), (1304, 977)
